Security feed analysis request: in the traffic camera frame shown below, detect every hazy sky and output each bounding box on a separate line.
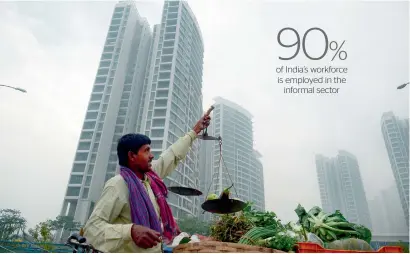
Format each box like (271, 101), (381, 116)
(0, 0), (408, 229)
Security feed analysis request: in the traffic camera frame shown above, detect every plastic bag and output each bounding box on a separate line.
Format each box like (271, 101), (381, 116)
(306, 232), (324, 247)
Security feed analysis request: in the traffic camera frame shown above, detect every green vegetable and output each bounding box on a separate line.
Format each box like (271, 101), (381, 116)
(179, 237), (191, 244)
(210, 212), (253, 243)
(265, 233), (298, 252)
(326, 238), (374, 251)
(219, 185), (233, 200)
(294, 204), (372, 244)
(206, 193), (218, 200)
(352, 224), (372, 244)
(238, 227), (297, 252)
(243, 207), (280, 229)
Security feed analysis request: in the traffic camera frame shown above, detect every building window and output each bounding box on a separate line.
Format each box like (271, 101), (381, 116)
(90, 94), (103, 101)
(86, 112), (98, 120)
(158, 81), (169, 88)
(156, 90), (169, 98)
(100, 61), (111, 68)
(78, 141), (91, 151)
(154, 109), (166, 117)
(69, 175), (83, 185)
(83, 120), (97, 129)
(88, 164), (94, 174)
(85, 176), (92, 186)
(155, 99), (168, 107)
(101, 53), (113, 60)
(88, 102), (100, 111)
(152, 119), (165, 128)
(95, 76), (107, 84)
(80, 131), (93, 140)
(66, 187), (81, 197)
(72, 163), (86, 173)
(75, 152), (88, 161)
(82, 188), (89, 199)
(151, 129), (164, 137)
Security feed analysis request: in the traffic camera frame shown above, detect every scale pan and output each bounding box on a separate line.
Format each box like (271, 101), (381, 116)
(197, 135), (221, 141)
(168, 186), (203, 196)
(201, 199), (247, 214)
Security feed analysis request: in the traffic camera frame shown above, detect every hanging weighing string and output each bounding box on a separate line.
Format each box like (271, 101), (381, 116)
(205, 138), (238, 199)
(201, 136), (247, 214)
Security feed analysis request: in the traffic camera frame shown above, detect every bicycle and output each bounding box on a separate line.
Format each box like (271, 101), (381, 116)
(65, 232), (173, 253)
(66, 233), (103, 253)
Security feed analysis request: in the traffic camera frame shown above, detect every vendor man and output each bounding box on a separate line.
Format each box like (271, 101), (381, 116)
(83, 113), (211, 253)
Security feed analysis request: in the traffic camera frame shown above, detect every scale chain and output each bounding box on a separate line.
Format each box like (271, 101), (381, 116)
(204, 139), (238, 199)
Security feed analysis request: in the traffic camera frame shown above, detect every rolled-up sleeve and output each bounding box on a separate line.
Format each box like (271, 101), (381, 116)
(83, 185), (133, 253)
(153, 131), (197, 179)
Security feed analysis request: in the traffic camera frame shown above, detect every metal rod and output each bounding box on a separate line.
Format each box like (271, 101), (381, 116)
(0, 84), (27, 93)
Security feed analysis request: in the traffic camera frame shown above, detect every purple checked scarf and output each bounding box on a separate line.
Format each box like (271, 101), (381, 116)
(120, 167), (180, 243)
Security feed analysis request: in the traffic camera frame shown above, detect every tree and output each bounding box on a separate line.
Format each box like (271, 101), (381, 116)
(177, 216), (211, 236)
(49, 215), (81, 232)
(49, 215), (82, 243)
(0, 209), (27, 240)
(28, 220), (55, 251)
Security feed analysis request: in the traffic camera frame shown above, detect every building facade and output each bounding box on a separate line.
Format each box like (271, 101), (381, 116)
(137, 0), (205, 219)
(369, 185), (408, 235)
(381, 111), (409, 226)
(58, 1), (152, 240)
(206, 97), (265, 212)
(315, 150), (372, 229)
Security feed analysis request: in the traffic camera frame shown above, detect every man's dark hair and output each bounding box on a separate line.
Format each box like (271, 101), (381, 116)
(117, 133), (151, 167)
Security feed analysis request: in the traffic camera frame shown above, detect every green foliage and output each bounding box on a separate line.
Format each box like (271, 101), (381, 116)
(351, 224), (372, 244)
(294, 204), (372, 244)
(0, 209), (27, 240)
(210, 212), (253, 243)
(243, 205), (280, 229)
(265, 232), (298, 252)
(28, 221), (54, 242)
(28, 220), (55, 251)
(177, 216), (211, 236)
(238, 226), (298, 252)
(49, 215), (81, 232)
(211, 203), (298, 252)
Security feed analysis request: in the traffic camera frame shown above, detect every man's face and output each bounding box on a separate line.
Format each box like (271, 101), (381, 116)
(129, 144), (154, 172)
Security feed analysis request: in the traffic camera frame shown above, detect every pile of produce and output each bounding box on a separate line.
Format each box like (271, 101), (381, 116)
(294, 204), (374, 251)
(206, 202), (381, 253)
(209, 211), (253, 243)
(210, 203), (299, 252)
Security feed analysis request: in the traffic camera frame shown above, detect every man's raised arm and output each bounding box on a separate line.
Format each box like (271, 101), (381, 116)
(153, 131), (197, 179)
(153, 112), (211, 179)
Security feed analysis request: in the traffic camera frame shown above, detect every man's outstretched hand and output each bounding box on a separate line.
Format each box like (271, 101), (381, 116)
(131, 224), (161, 249)
(193, 114), (211, 134)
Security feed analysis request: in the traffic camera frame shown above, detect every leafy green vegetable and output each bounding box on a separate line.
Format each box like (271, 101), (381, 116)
(238, 227), (298, 252)
(351, 224), (372, 244)
(295, 204), (311, 233)
(206, 193), (218, 200)
(294, 204), (372, 244)
(243, 205), (280, 229)
(265, 233), (298, 252)
(307, 206), (322, 218)
(219, 185), (233, 200)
